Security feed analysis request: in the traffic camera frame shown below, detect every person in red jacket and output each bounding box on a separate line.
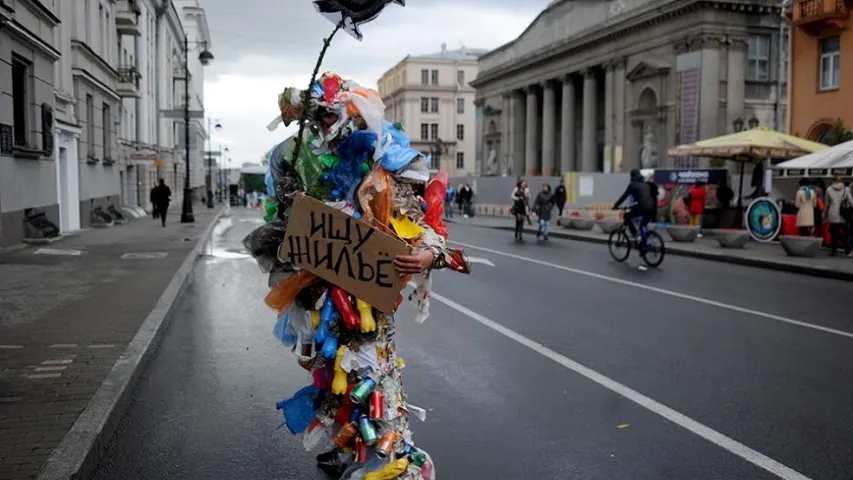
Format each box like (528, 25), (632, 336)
(686, 180), (707, 228)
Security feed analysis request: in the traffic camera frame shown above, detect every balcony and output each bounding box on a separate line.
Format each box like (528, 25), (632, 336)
(793, 0), (848, 34)
(117, 66), (141, 98)
(116, 0), (142, 36)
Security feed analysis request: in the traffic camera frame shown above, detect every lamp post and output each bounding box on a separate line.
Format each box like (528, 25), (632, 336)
(748, 115), (760, 130)
(206, 118), (222, 208)
(733, 117), (745, 208)
(180, 36), (214, 224)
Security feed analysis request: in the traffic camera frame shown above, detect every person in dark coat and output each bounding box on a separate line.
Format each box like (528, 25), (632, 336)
(533, 183), (555, 240)
(151, 178), (172, 227)
(613, 169), (656, 238)
(553, 179), (567, 217)
(150, 186), (159, 220)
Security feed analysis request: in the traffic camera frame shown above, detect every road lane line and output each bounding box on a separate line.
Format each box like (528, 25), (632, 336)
(428, 291), (811, 480)
(451, 240), (853, 341)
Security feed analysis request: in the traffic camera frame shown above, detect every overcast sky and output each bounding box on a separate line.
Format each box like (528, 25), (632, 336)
(201, 0), (550, 169)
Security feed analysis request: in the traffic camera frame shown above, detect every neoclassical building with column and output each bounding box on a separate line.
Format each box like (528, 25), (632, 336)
(471, 0), (788, 177)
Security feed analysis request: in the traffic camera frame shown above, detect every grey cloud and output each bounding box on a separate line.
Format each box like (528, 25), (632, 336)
(202, 0), (549, 81)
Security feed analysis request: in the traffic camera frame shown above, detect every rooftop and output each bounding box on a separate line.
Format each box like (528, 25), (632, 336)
(410, 43), (490, 61)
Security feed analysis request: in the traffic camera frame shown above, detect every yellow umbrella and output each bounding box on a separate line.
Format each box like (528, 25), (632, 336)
(667, 127), (828, 163)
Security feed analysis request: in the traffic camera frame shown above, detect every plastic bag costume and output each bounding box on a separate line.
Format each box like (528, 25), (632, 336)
(244, 72), (470, 480)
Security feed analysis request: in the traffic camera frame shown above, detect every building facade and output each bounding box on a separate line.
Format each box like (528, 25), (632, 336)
(471, 0), (788, 177)
(173, 0), (209, 201)
(787, 0), (851, 142)
(377, 44), (487, 177)
(0, 0), (61, 246)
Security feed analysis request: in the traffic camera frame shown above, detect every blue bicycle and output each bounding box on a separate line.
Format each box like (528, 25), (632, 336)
(608, 207), (666, 268)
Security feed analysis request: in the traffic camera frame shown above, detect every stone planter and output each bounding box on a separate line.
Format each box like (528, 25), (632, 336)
(571, 217), (595, 230)
(779, 235), (823, 257)
(597, 220), (623, 234)
(713, 229), (749, 248)
(666, 225), (700, 243)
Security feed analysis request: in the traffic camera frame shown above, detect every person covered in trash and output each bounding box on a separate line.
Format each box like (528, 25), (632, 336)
(244, 72), (470, 480)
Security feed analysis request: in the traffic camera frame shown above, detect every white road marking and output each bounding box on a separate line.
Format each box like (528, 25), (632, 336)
(0, 345), (24, 349)
(34, 366), (68, 372)
(28, 373), (62, 379)
(121, 252), (168, 260)
(452, 240), (853, 341)
(87, 344), (116, 349)
(48, 344), (78, 348)
(428, 291), (810, 480)
(467, 256), (495, 267)
(33, 248), (83, 256)
(40, 359), (73, 365)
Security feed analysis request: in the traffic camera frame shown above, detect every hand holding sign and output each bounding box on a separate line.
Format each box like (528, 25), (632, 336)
(393, 250), (434, 276)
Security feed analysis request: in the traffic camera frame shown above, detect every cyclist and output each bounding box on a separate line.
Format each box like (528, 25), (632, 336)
(613, 169), (656, 240)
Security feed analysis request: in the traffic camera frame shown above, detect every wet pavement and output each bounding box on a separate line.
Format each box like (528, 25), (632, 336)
(91, 208), (853, 479)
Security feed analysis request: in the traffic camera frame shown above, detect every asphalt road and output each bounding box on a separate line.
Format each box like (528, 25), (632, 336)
(90, 209), (853, 480)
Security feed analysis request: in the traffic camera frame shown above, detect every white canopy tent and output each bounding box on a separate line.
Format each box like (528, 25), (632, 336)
(774, 140), (853, 178)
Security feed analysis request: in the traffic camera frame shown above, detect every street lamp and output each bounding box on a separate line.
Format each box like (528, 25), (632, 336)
(206, 118), (222, 208)
(733, 117), (744, 133)
(219, 146), (229, 203)
(748, 115), (760, 129)
(180, 37), (215, 223)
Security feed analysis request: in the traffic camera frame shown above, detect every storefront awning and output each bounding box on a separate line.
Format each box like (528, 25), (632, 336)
(773, 140), (853, 178)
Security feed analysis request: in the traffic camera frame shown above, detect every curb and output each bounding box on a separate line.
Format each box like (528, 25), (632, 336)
(451, 219), (853, 283)
(36, 207), (227, 480)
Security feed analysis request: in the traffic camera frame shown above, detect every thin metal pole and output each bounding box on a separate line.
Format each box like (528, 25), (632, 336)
(181, 34), (194, 223)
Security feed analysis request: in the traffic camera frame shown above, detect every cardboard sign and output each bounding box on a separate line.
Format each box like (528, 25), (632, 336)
(279, 193), (410, 313)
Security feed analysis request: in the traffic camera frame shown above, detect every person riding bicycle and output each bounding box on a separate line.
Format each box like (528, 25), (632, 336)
(613, 169), (656, 239)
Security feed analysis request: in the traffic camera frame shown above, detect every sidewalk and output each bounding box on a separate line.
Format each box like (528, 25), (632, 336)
(448, 215), (853, 281)
(0, 206), (223, 480)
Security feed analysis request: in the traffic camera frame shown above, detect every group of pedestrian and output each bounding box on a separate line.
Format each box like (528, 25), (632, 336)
(149, 178), (171, 227)
(509, 178), (568, 242)
(795, 176), (853, 256)
(445, 183), (474, 218)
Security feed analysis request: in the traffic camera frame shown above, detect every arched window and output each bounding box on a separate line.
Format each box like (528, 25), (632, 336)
(638, 88), (657, 112)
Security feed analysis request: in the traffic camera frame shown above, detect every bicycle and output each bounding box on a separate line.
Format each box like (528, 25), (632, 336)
(608, 207), (666, 268)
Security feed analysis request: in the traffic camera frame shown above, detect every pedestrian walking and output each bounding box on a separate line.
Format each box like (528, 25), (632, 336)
(444, 184), (455, 218)
(795, 178), (816, 236)
(824, 175), (853, 256)
(533, 183), (555, 240)
(150, 185), (159, 220)
(455, 183), (464, 215)
(686, 180), (707, 230)
(151, 178), (172, 227)
(553, 179), (567, 217)
(647, 173), (659, 223)
(813, 178), (826, 236)
(511, 180), (530, 241)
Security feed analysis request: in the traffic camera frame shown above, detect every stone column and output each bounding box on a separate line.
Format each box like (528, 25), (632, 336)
(524, 86), (538, 175)
(604, 63), (615, 173)
(726, 37), (747, 133)
(501, 94), (511, 175)
(613, 59), (627, 172)
(541, 81), (557, 176)
(560, 74), (576, 173)
(511, 90), (526, 176)
(474, 100), (485, 176)
(581, 69), (598, 172)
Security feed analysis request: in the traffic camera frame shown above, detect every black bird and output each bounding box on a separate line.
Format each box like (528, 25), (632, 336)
(313, 0), (405, 41)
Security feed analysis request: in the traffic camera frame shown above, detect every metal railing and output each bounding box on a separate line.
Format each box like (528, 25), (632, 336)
(117, 66), (141, 87)
(798, 0), (847, 19)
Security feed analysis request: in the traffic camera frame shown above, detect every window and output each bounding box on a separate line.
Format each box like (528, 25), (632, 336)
(11, 56), (30, 147)
(456, 98), (465, 114)
(431, 69), (439, 85)
(747, 35), (770, 81)
(102, 103), (111, 159)
(420, 123), (429, 140)
(421, 69), (429, 85)
(456, 152), (464, 169)
(430, 98), (439, 113)
(456, 124), (464, 140)
(420, 97), (429, 113)
(430, 123), (439, 140)
(820, 36), (841, 90)
(86, 94), (95, 158)
(457, 70), (465, 86)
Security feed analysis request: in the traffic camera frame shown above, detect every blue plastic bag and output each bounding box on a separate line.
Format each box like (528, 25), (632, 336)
(376, 122), (421, 172)
(326, 130), (376, 202)
(276, 385), (320, 434)
(272, 309), (297, 347)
